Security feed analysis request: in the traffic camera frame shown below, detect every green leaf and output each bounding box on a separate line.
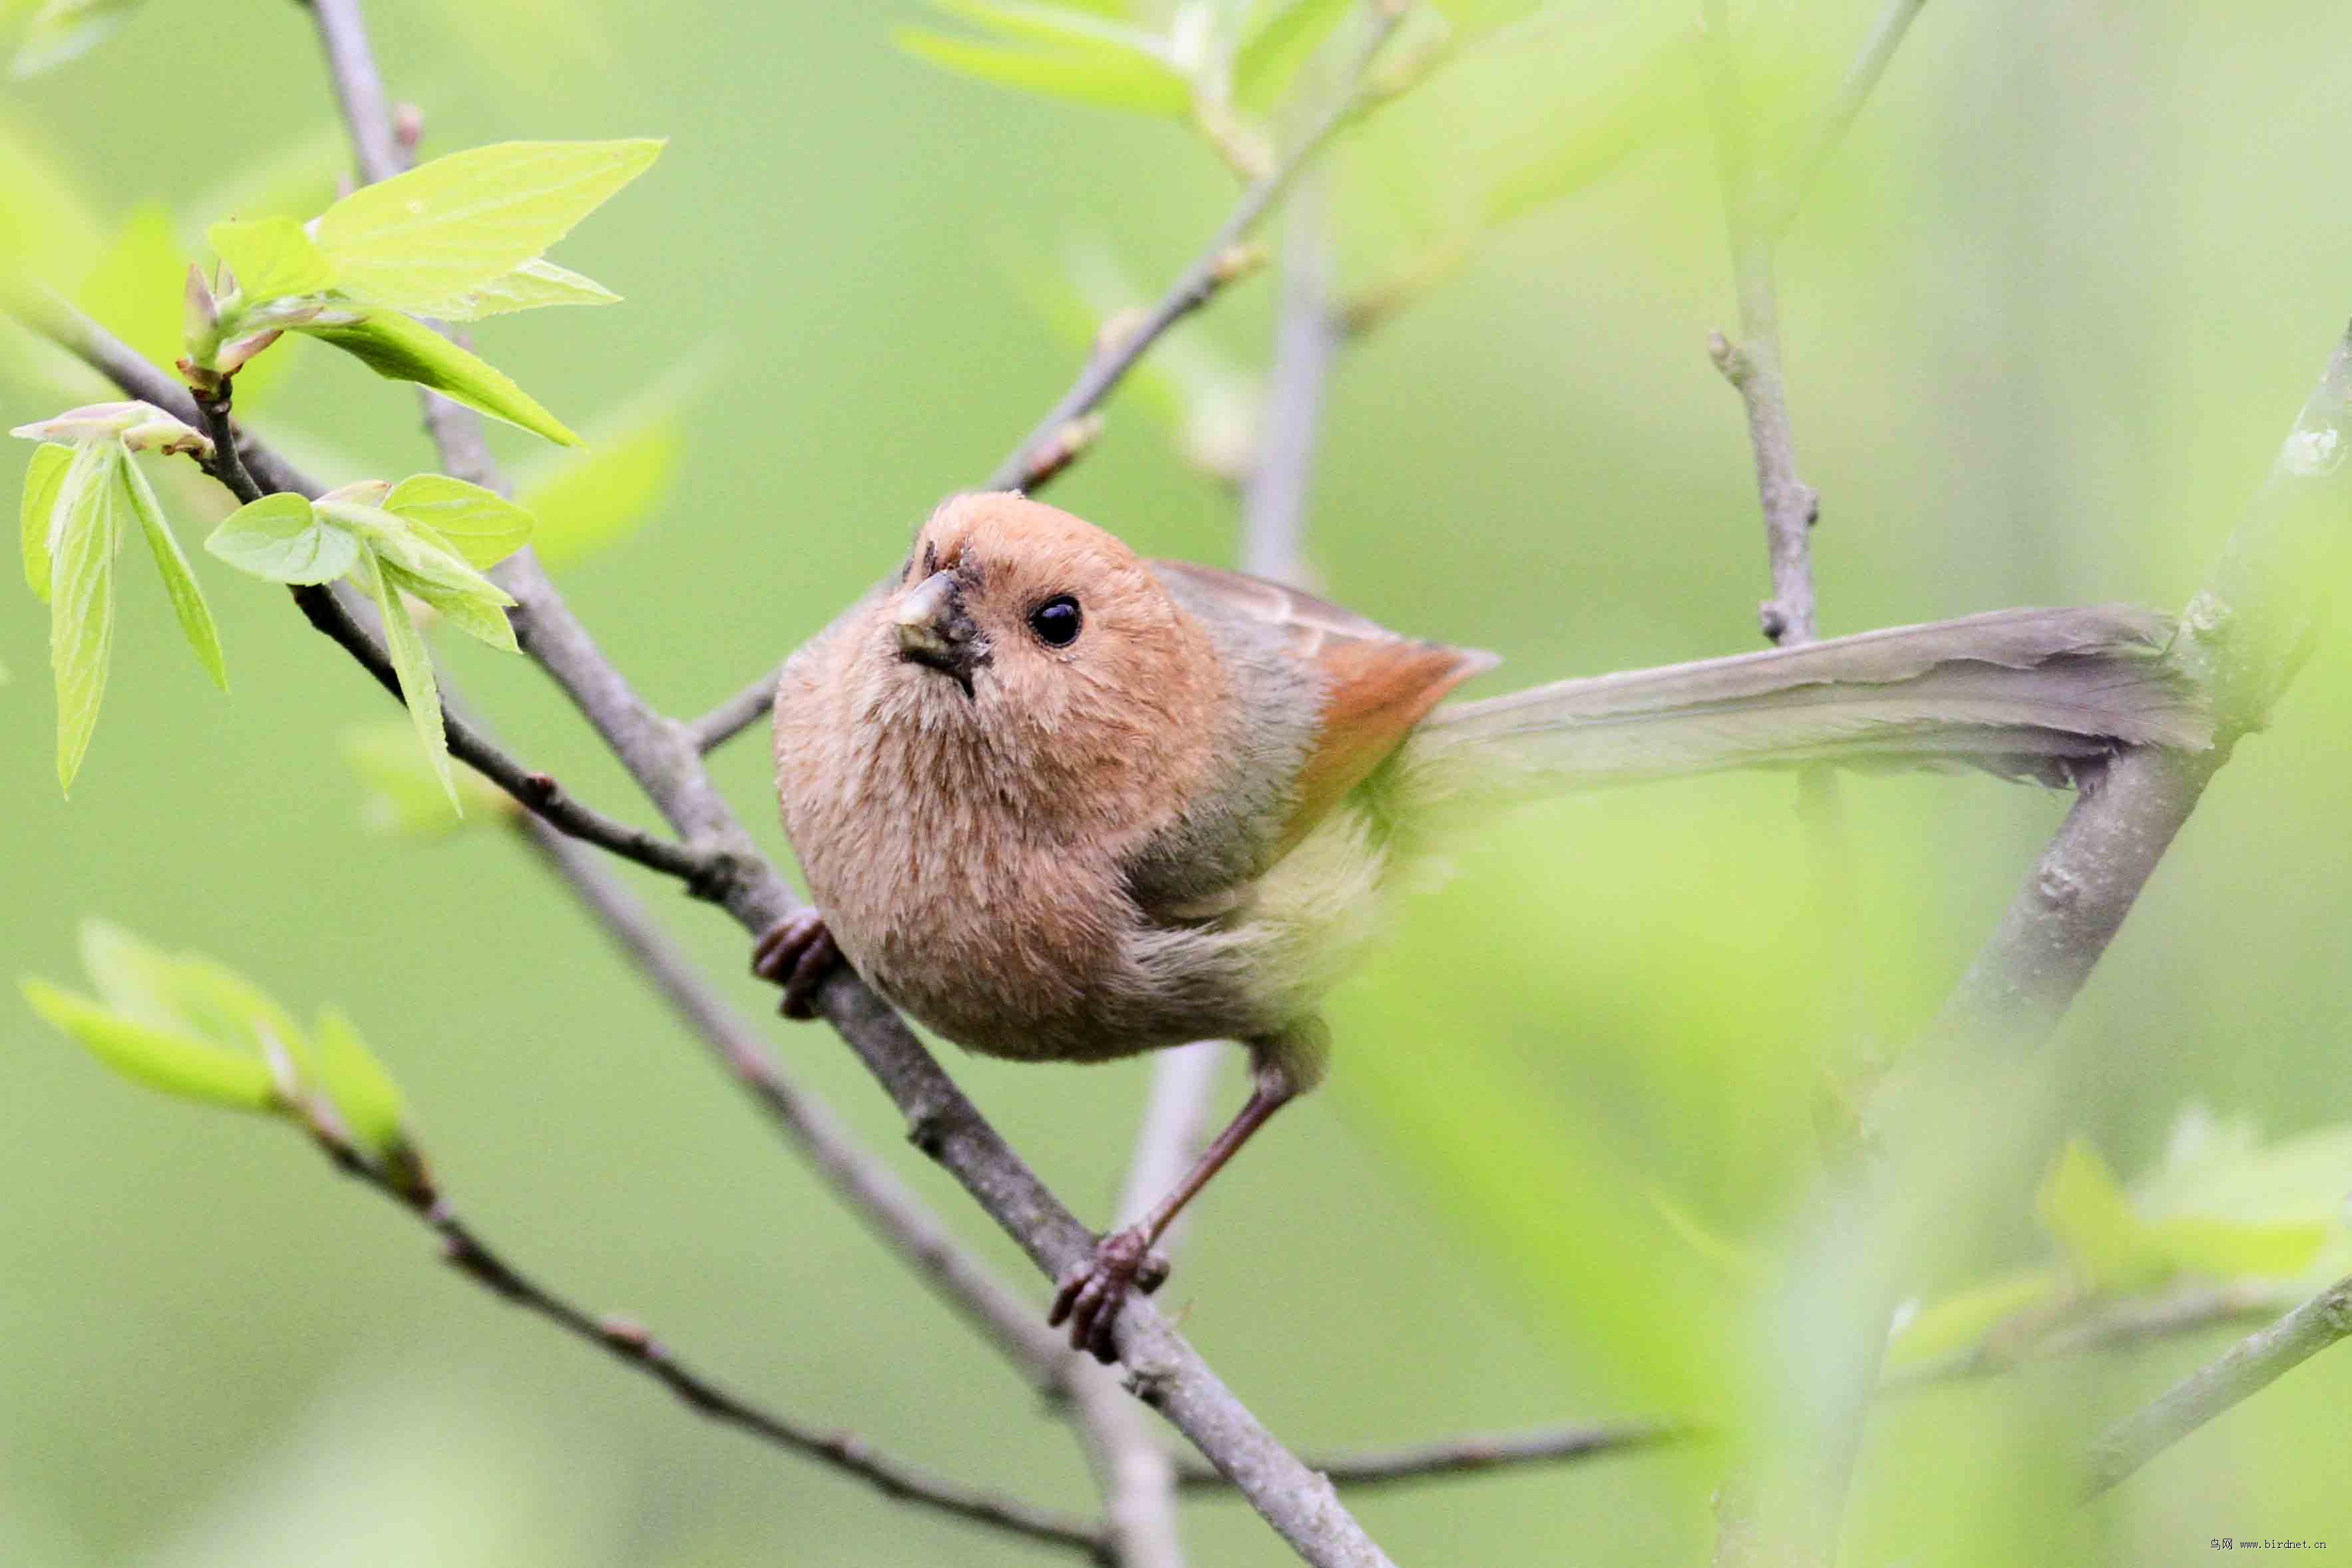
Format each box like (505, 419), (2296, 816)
(77, 204), (184, 373)
(48, 441), (122, 793)
(9, 0), (144, 78)
(341, 721), (508, 836)
(2036, 1139), (2162, 1292)
(206, 492), (361, 584)
(1883, 1267), (2070, 1374)
(2148, 1215), (2329, 1281)
(927, 0), (1175, 57)
(895, 28), (1192, 115)
(319, 498), (516, 605)
(310, 1004), (410, 1159)
(207, 216), (335, 305)
(355, 546), (457, 807)
(310, 138), (662, 312)
(20, 441), (70, 598)
(20, 978), (277, 1111)
(382, 473), (534, 568)
(295, 308), (582, 446)
(381, 560), (519, 653)
(516, 415), (680, 567)
(401, 256), (621, 321)
(118, 452), (228, 691)
(1232, 0), (1354, 111)
(78, 919), (308, 1072)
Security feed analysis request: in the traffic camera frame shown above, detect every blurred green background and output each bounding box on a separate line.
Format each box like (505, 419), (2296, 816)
(5, 1), (2352, 1563)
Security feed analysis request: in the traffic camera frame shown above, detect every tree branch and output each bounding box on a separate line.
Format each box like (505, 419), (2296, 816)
(2083, 1272), (2352, 1497)
(286, 1098), (1110, 1559)
(290, 5), (1405, 1563)
(1929, 325), (2352, 1048)
(1177, 1420), (1688, 1491)
(685, 663), (783, 753)
(984, 0), (1404, 494)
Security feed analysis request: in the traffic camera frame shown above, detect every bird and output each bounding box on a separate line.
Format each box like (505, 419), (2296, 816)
(758, 490), (2209, 1360)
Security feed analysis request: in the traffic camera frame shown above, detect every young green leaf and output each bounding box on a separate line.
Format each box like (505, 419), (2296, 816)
(310, 1004), (410, 1159)
(383, 474), (534, 568)
(2036, 1139), (2162, 1293)
(76, 920), (310, 1079)
(2146, 1214), (2328, 1282)
(401, 257), (621, 322)
(295, 309), (582, 446)
(895, 28), (1192, 115)
(355, 547), (457, 807)
(319, 496), (516, 606)
(206, 492), (361, 584)
(310, 138), (663, 311)
(206, 216), (335, 305)
(928, 0), (1177, 57)
(20, 978), (278, 1111)
(1882, 1267), (2070, 1374)
(20, 441), (71, 598)
(49, 441), (122, 793)
(118, 452), (228, 691)
(8, 0), (146, 79)
(1232, 0), (1356, 111)
(517, 415), (680, 567)
(381, 560), (520, 654)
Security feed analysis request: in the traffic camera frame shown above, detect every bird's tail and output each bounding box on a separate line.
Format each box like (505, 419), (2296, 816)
(1388, 606), (2210, 821)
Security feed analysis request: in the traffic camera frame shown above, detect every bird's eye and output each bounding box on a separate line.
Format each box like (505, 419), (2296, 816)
(1028, 594), (1082, 648)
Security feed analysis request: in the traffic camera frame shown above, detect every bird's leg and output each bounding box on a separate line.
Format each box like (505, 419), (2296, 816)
(1050, 1072), (1296, 1362)
(749, 908), (840, 1019)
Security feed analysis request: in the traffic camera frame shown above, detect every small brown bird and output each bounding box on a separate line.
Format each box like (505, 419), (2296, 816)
(761, 492), (2207, 1358)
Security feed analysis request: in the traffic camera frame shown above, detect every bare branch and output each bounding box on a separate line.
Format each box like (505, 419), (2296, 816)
(512, 822), (1074, 1391)
(289, 1104), (1110, 1559)
(1929, 325), (2352, 1047)
(686, 664), (784, 753)
(2084, 1273), (2352, 1497)
(286, 6), (1408, 1561)
(985, 1), (1405, 494)
(1178, 1420), (1688, 1491)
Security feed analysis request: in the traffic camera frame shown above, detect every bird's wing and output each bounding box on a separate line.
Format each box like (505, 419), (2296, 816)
(1148, 560), (1498, 849)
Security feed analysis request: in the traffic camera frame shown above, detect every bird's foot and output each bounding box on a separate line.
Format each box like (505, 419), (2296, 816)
(1048, 1226), (1171, 1363)
(750, 909), (840, 1020)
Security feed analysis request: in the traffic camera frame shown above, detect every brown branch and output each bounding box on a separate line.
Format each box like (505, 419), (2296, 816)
(1177, 1420), (1688, 1491)
(687, 663), (784, 753)
(1928, 325), (2352, 1048)
(2084, 1273), (2352, 1497)
(984, 0), (1404, 495)
(294, 6), (1402, 1564)
(288, 1103), (1110, 1559)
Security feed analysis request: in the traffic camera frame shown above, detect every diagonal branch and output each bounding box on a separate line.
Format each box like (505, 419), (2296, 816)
(984, 1), (1405, 494)
(292, 5), (1401, 1564)
(686, 663), (783, 753)
(287, 1097), (1109, 1559)
(2083, 1271), (2352, 1497)
(1929, 325), (2352, 1048)
(1177, 1420), (1688, 1491)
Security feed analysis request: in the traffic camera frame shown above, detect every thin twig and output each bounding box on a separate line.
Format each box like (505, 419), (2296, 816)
(295, 7), (1404, 1563)
(290, 1107), (1110, 1559)
(1693, 7), (1924, 1565)
(1177, 1420), (1689, 1491)
(1929, 325), (2352, 1048)
(2083, 1273), (2352, 1497)
(687, 663), (784, 753)
(984, 0), (1404, 494)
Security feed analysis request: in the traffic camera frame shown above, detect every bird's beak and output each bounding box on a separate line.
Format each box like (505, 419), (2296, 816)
(892, 570), (981, 695)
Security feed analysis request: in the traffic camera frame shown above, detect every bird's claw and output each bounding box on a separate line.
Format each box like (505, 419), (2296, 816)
(751, 909), (840, 1020)
(1048, 1227), (1169, 1363)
